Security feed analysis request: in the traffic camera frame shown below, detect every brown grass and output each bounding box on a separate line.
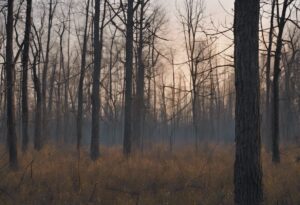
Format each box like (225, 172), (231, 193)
(0, 144), (299, 205)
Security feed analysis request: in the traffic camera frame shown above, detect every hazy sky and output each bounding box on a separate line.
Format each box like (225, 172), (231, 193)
(155, 0), (235, 50)
(154, 0), (234, 72)
(158, 0), (234, 22)
(152, 0), (235, 84)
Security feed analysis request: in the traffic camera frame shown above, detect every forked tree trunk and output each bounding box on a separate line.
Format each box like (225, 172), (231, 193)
(41, 0), (56, 148)
(271, 0), (289, 163)
(133, 0), (146, 152)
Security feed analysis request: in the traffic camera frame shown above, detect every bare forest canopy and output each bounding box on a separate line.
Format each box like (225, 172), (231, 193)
(0, 0), (300, 204)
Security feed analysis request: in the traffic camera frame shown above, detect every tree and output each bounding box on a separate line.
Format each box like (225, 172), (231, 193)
(6, 0), (18, 169)
(77, 0), (91, 152)
(233, 0), (263, 204)
(123, 0), (134, 156)
(178, 0), (206, 151)
(31, 40), (42, 156)
(41, 0), (57, 149)
(271, 0), (292, 163)
(91, 0), (103, 160)
(264, 0), (275, 149)
(132, 0), (149, 151)
(21, 0), (32, 152)
(31, 20), (44, 151)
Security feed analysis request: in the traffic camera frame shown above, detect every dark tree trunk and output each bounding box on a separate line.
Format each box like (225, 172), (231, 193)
(133, 0), (146, 151)
(63, 6), (71, 143)
(21, 0), (32, 152)
(57, 26), (65, 143)
(265, 0), (275, 150)
(41, 0), (55, 147)
(47, 59), (57, 117)
(271, 0), (289, 163)
(234, 0), (263, 204)
(123, 0), (134, 156)
(32, 50), (42, 151)
(77, 0), (90, 152)
(91, 0), (103, 160)
(6, 0), (18, 169)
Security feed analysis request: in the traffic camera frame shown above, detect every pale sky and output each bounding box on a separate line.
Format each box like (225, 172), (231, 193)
(154, 0), (235, 82)
(158, 0), (234, 22)
(155, 0), (235, 53)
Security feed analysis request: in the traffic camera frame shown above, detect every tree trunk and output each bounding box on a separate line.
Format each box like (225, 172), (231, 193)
(63, 5), (71, 143)
(271, 0), (289, 163)
(234, 0), (263, 204)
(41, 0), (55, 147)
(6, 0), (18, 169)
(265, 0), (275, 150)
(21, 0), (32, 152)
(77, 0), (90, 151)
(123, 0), (134, 156)
(91, 0), (103, 160)
(32, 49), (42, 151)
(133, 0), (146, 152)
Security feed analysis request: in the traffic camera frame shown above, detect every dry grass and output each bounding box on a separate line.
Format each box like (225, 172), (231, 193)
(0, 144), (299, 205)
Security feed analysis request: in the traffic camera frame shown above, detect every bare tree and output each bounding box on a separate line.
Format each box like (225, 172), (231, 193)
(178, 0), (206, 151)
(77, 0), (91, 152)
(21, 0), (32, 152)
(41, 0), (57, 149)
(6, 0), (18, 169)
(31, 40), (42, 155)
(91, 0), (104, 160)
(123, 0), (135, 156)
(264, 0), (275, 149)
(132, 0), (150, 151)
(271, 0), (294, 163)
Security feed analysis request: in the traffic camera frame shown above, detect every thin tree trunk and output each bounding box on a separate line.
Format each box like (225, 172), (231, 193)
(32, 48), (42, 151)
(57, 25), (65, 143)
(6, 0), (18, 169)
(133, 0), (146, 151)
(271, 0), (289, 163)
(21, 0), (32, 152)
(77, 0), (90, 151)
(63, 5), (71, 143)
(265, 0), (275, 150)
(91, 0), (104, 160)
(41, 0), (55, 147)
(123, 0), (134, 156)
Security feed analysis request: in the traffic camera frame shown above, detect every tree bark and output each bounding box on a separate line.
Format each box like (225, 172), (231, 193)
(41, 0), (55, 148)
(271, 0), (290, 163)
(133, 0), (146, 152)
(77, 0), (90, 152)
(6, 0), (18, 169)
(91, 0), (103, 160)
(234, 0), (263, 204)
(123, 0), (134, 156)
(31, 47), (42, 152)
(21, 0), (32, 152)
(265, 0), (275, 150)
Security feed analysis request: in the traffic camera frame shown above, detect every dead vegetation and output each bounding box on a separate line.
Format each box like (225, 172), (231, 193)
(0, 144), (298, 205)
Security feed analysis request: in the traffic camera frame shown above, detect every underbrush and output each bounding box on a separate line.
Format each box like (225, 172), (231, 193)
(0, 144), (299, 205)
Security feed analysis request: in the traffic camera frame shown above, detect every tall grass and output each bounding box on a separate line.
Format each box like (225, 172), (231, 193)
(0, 144), (298, 205)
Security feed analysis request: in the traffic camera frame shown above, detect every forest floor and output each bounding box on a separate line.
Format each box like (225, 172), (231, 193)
(0, 143), (299, 205)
